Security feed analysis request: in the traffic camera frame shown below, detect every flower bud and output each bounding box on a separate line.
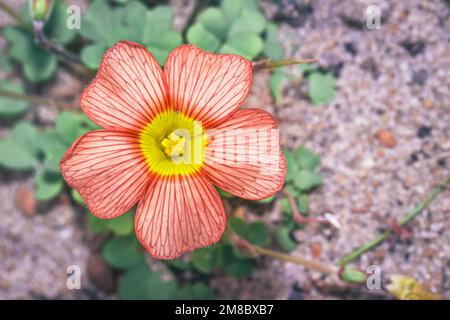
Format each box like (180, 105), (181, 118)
(29, 0), (53, 21)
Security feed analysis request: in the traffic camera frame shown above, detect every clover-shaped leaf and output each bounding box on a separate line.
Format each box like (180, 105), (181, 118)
(275, 226), (297, 252)
(34, 169), (63, 201)
(308, 72), (336, 105)
(294, 170), (323, 191)
(4, 27), (57, 82)
(175, 283), (215, 300)
(191, 244), (223, 274)
(119, 263), (177, 299)
(0, 80), (31, 120)
(188, 0), (271, 60)
(102, 235), (145, 270)
(295, 146), (320, 170)
(0, 121), (39, 170)
(80, 1), (180, 68)
(88, 211), (134, 236)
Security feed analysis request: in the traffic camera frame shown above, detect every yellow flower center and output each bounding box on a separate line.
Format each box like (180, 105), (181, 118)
(139, 109), (208, 177)
(161, 131), (186, 157)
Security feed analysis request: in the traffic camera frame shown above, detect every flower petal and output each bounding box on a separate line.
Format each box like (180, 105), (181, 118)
(203, 109), (286, 200)
(164, 44), (252, 128)
(60, 130), (151, 218)
(135, 174), (226, 259)
(81, 41), (169, 131)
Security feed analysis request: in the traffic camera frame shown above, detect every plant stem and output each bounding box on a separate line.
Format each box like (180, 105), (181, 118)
(253, 58), (319, 71)
(0, 0), (28, 27)
(0, 88), (77, 110)
(33, 20), (83, 66)
(283, 189), (328, 225)
(338, 174), (450, 266)
(236, 236), (338, 275)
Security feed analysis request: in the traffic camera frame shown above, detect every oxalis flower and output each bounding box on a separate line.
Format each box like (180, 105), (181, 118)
(60, 41), (286, 259)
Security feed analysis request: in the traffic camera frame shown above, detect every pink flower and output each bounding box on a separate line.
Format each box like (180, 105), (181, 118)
(60, 41), (286, 259)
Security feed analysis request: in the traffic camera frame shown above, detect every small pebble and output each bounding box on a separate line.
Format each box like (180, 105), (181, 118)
(375, 129), (397, 148)
(14, 185), (36, 217)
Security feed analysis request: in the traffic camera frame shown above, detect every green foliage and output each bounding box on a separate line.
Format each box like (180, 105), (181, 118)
(34, 170), (63, 201)
(308, 72), (336, 105)
(119, 262), (214, 300)
(4, 1), (75, 82)
(102, 235), (145, 270)
(340, 267), (367, 284)
(88, 211), (134, 236)
(118, 263), (177, 299)
(276, 146), (323, 251)
(0, 121), (38, 170)
(269, 64), (337, 106)
(0, 111), (97, 201)
(0, 80), (30, 119)
(189, 217), (271, 278)
(275, 226), (297, 252)
(187, 0), (283, 60)
(269, 69), (289, 103)
(80, 0), (181, 68)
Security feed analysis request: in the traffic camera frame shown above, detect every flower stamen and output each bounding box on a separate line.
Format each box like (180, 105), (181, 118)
(161, 131), (186, 157)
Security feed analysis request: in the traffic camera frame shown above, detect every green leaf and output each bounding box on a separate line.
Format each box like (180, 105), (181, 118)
(0, 51), (12, 72)
(258, 194), (276, 204)
(297, 194), (309, 214)
(80, 2), (180, 68)
(280, 197), (291, 214)
(0, 137), (36, 170)
(284, 149), (299, 183)
(12, 121), (39, 155)
(222, 33), (263, 60)
(4, 27), (57, 82)
(34, 170), (63, 201)
(198, 8), (228, 39)
(81, 44), (107, 69)
(44, 0), (76, 44)
(263, 23), (284, 60)
(217, 188), (234, 199)
(228, 217), (248, 237)
(221, 0), (257, 21)
(87, 211), (134, 236)
(2, 121), (41, 170)
(175, 283), (215, 300)
(36, 131), (67, 173)
(341, 267), (367, 283)
(0, 80), (30, 119)
(106, 212), (134, 236)
(187, 23), (221, 52)
(71, 189), (85, 205)
(269, 69), (288, 103)
(293, 170), (323, 191)
(55, 111), (83, 144)
(228, 10), (266, 38)
(275, 226), (297, 252)
(191, 245), (222, 274)
(246, 222), (271, 247)
(308, 72), (336, 105)
(118, 263), (177, 300)
(165, 258), (190, 270)
(143, 5), (174, 37)
(222, 246), (254, 277)
(146, 30), (182, 66)
(102, 235), (144, 270)
(294, 146), (320, 170)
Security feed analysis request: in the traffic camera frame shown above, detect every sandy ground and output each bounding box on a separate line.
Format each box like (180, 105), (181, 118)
(1, 0), (449, 299)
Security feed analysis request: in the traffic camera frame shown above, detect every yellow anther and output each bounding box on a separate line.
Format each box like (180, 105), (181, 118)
(161, 131), (186, 157)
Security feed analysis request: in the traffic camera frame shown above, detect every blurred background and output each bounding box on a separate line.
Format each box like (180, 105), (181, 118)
(0, 0), (449, 300)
